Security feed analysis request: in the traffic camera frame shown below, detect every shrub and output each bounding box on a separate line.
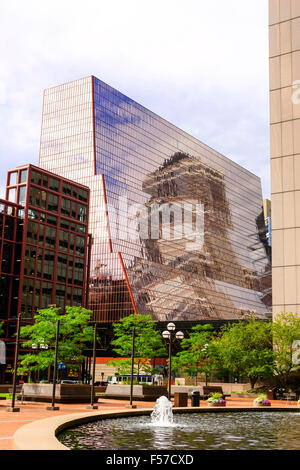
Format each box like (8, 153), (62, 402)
(254, 395), (271, 405)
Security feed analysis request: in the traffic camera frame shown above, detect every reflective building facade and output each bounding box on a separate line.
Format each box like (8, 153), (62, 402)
(39, 76), (271, 323)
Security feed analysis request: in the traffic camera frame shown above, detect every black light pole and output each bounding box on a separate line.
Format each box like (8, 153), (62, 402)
(7, 313), (22, 413)
(127, 327), (136, 409)
(162, 323), (184, 401)
(87, 323), (98, 409)
(46, 319), (60, 411)
(168, 335), (172, 401)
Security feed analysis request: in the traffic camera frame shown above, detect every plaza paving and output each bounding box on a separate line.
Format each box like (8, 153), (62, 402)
(0, 396), (298, 450)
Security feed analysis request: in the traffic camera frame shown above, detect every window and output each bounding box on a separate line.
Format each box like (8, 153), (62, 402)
(45, 226), (56, 249)
(41, 191), (47, 210)
(29, 187), (41, 207)
(18, 186), (26, 205)
(77, 204), (86, 223)
(27, 221), (38, 244)
(62, 183), (72, 196)
(8, 188), (16, 203)
(49, 177), (59, 192)
(75, 235), (85, 256)
(43, 250), (55, 280)
(30, 170), (42, 186)
(47, 214), (57, 226)
(48, 193), (58, 213)
(59, 230), (68, 252)
(20, 169), (28, 184)
(78, 188), (88, 202)
(9, 172), (17, 186)
(61, 198), (70, 217)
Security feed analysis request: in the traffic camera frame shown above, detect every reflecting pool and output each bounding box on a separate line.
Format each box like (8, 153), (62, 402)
(58, 411), (300, 450)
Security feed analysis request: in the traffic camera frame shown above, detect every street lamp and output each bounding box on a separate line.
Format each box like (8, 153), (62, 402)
(6, 312), (22, 413)
(32, 340), (49, 383)
(162, 323), (184, 401)
(46, 318), (60, 411)
(86, 322), (98, 410)
(126, 327), (137, 409)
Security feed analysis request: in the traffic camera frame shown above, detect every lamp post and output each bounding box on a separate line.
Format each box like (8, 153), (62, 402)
(46, 318), (60, 411)
(162, 323), (184, 401)
(6, 313), (22, 413)
(32, 339), (49, 383)
(126, 327), (137, 409)
(86, 322), (98, 409)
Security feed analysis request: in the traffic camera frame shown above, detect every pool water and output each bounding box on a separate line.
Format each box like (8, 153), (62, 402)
(58, 411), (300, 450)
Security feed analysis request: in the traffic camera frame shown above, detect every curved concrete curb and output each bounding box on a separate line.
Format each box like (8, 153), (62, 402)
(13, 406), (300, 450)
(13, 408), (153, 450)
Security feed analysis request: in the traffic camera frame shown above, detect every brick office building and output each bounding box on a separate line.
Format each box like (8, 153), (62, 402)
(0, 164), (91, 383)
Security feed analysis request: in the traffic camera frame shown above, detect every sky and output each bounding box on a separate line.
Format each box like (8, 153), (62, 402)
(0, 0), (270, 198)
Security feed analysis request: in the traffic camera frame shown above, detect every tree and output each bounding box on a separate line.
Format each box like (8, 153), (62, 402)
(174, 324), (216, 385)
(19, 306), (94, 378)
(214, 318), (274, 389)
(108, 314), (166, 379)
(272, 312), (300, 386)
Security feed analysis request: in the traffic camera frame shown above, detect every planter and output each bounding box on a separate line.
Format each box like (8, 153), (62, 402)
(207, 402), (226, 407)
(231, 393), (261, 399)
(22, 383), (94, 403)
(104, 384), (168, 401)
(254, 403), (271, 407)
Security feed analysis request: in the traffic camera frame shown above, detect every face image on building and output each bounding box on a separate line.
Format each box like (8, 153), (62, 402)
(39, 76), (271, 324)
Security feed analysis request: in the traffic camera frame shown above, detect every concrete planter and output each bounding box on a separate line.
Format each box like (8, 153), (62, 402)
(207, 402), (226, 407)
(22, 383), (94, 403)
(231, 393), (261, 399)
(104, 384), (167, 401)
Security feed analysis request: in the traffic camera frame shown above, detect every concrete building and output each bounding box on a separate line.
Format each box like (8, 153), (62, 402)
(269, 0), (300, 317)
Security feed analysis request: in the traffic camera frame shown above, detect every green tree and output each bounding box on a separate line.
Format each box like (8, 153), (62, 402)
(19, 306), (94, 378)
(272, 312), (300, 386)
(174, 324), (216, 385)
(214, 318), (274, 389)
(108, 314), (166, 379)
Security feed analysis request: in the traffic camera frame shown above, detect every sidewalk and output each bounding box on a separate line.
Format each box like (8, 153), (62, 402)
(0, 396), (298, 451)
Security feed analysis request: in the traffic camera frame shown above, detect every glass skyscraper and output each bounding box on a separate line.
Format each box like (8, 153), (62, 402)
(39, 75), (271, 324)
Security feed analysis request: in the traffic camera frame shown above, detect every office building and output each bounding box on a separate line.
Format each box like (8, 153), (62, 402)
(39, 76), (271, 325)
(269, 0), (300, 318)
(0, 164), (90, 382)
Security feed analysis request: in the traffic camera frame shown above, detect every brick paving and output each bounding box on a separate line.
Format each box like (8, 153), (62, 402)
(0, 396), (298, 450)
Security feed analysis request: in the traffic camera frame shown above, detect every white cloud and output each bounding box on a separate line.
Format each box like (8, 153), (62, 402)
(0, 0), (270, 196)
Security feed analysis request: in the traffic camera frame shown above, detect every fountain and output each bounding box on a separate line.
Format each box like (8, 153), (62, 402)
(150, 395), (174, 426)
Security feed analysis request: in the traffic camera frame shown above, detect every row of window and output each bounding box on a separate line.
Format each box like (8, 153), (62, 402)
(24, 245), (84, 285)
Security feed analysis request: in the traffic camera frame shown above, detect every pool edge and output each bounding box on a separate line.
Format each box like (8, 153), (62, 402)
(13, 406), (300, 450)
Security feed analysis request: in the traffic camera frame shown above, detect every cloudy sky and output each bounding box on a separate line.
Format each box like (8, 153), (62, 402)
(0, 0), (270, 198)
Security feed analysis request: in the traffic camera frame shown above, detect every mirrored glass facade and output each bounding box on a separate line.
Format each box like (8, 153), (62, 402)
(39, 76), (271, 323)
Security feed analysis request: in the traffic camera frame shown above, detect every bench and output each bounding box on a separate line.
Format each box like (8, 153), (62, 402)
(8, 386), (24, 402)
(202, 386), (228, 399)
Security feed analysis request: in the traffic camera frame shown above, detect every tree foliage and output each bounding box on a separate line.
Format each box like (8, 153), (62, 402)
(272, 312), (300, 385)
(108, 314), (166, 376)
(19, 306), (94, 375)
(213, 318), (274, 389)
(174, 324), (216, 384)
